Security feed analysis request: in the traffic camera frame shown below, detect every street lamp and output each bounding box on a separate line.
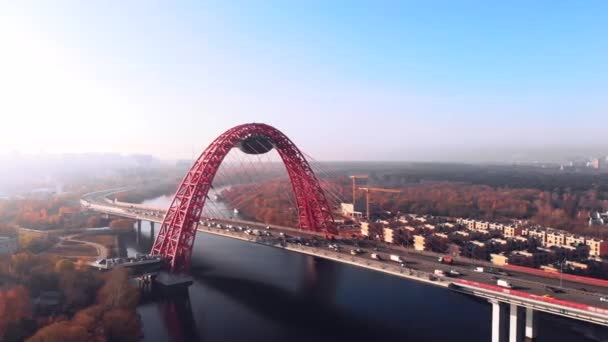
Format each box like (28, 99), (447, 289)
(559, 257), (567, 288)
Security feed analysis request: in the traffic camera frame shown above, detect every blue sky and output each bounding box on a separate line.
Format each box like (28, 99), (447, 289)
(1, 1), (606, 161)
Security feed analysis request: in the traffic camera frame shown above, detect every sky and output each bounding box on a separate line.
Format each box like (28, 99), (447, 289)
(1, 1), (607, 162)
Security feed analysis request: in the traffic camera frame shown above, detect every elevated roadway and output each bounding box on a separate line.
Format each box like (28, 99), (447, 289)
(81, 191), (608, 340)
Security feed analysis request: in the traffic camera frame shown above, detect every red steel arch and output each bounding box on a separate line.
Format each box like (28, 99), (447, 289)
(151, 123), (337, 272)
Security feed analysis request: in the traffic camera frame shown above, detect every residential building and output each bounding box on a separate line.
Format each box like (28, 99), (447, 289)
(360, 222), (370, 237)
(434, 233), (449, 240)
(513, 250), (549, 267)
(461, 219), (477, 230)
(453, 230), (470, 238)
(488, 223), (505, 232)
(423, 224), (436, 231)
(546, 230), (566, 247)
(340, 203), (363, 219)
(470, 240), (486, 248)
(527, 229), (547, 245)
(489, 238), (508, 246)
(490, 253), (509, 266)
(476, 221), (490, 231)
(413, 235), (427, 251)
(383, 227), (397, 244)
(565, 235), (586, 247)
(585, 239), (608, 257)
(503, 225), (523, 237)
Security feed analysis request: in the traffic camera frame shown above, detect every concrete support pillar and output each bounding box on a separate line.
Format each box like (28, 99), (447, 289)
(525, 307), (538, 341)
(490, 300), (502, 342)
(509, 303), (522, 342)
(150, 221), (155, 238)
(136, 220), (142, 245)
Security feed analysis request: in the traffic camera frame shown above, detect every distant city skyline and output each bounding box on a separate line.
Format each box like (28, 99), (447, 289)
(1, 1), (606, 162)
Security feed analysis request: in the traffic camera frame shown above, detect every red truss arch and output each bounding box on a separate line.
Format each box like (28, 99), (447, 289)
(151, 123), (337, 272)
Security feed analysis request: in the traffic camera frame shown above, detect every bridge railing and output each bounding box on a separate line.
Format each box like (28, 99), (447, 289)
(455, 279), (608, 318)
(503, 264), (608, 288)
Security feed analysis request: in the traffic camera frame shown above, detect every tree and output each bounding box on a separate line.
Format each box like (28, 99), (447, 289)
(59, 270), (102, 311)
(109, 219), (135, 234)
(9, 253), (38, 281)
(55, 259), (75, 273)
(102, 308), (142, 342)
(26, 321), (88, 342)
(0, 285), (33, 341)
(86, 216), (103, 228)
(97, 268), (139, 309)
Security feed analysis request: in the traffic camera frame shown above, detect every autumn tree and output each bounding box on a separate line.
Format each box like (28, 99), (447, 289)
(102, 308), (142, 342)
(109, 219), (135, 234)
(0, 285), (34, 341)
(55, 259), (75, 273)
(97, 267), (139, 309)
(26, 321), (88, 342)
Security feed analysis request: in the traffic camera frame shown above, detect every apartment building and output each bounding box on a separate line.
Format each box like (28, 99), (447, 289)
(527, 229), (547, 245)
(413, 235), (427, 251)
(585, 239), (608, 257)
(565, 235), (586, 247)
(488, 223), (505, 232)
(383, 227), (396, 244)
(546, 230), (566, 247)
(504, 225), (523, 237)
(360, 222), (370, 237)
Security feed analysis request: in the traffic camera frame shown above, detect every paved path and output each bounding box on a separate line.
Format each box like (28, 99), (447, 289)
(59, 234), (109, 259)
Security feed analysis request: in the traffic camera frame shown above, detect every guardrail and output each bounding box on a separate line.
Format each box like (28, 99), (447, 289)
(503, 264), (608, 288)
(198, 226), (448, 287)
(455, 279), (608, 318)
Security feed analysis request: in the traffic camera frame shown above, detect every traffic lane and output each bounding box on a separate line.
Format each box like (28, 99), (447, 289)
(373, 243), (608, 294)
(317, 242), (608, 308)
(103, 205), (608, 303)
(207, 218), (608, 298)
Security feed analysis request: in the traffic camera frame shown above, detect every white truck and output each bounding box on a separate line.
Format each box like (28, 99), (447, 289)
(497, 279), (513, 289)
(473, 267), (484, 273)
(434, 269), (446, 277)
(371, 253), (381, 260)
(389, 255), (403, 263)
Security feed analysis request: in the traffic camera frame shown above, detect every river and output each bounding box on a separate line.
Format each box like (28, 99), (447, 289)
(121, 195), (608, 342)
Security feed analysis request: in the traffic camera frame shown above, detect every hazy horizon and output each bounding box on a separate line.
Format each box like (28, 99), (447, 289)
(1, 2), (607, 162)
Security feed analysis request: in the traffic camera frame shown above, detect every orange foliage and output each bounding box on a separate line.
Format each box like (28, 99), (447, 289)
(0, 285), (33, 339)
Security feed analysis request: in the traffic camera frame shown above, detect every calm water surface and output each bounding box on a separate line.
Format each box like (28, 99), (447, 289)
(123, 197), (607, 342)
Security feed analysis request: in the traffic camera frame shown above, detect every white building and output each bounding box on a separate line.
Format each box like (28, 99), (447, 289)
(340, 203), (363, 219)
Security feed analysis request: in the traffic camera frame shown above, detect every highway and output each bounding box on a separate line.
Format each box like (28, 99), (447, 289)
(81, 191), (608, 312)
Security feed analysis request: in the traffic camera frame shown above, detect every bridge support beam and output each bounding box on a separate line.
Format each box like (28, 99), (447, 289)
(509, 304), (522, 342)
(490, 300), (502, 342)
(136, 220), (142, 245)
(150, 221), (155, 238)
(525, 307), (538, 341)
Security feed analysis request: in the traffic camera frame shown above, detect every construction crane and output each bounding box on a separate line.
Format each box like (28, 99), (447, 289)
(358, 187), (401, 220)
(349, 175), (368, 213)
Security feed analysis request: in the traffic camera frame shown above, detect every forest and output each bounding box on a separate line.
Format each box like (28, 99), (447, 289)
(0, 254), (140, 341)
(221, 164), (608, 237)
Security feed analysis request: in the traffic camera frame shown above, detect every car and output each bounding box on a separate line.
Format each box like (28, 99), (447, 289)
(600, 297), (608, 302)
(448, 269), (461, 277)
(542, 294), (554, 299)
